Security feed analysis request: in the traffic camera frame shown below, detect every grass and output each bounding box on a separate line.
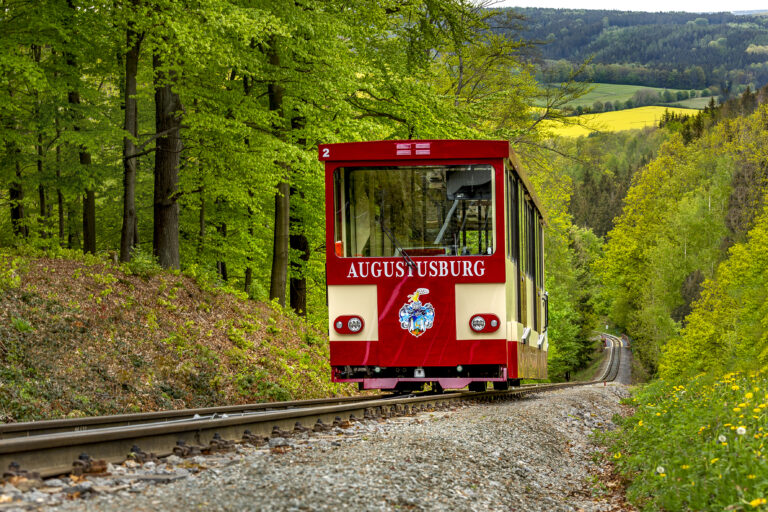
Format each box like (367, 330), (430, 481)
(671, 96), (716, 109)
(603, 370), (768, 510)
(561, 83), (703, 108)
(545, 106), (700, 138)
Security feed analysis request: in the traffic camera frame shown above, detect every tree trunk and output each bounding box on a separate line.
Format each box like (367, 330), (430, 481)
(66, 2), (95, 254)
(37, 133), (46, 221)
(82, 190), (95, 253)
(198, 191), (205, 256)
(67, 198), (80, 250)
(33, 45), (47, 231)
(55, 115), (65, 243)
(216, 212), (228, 281)
(267, 39), (289, 305)
(153, 52), (182, 269)
(120, 21), (142, 262)
(9, 162), (27, 238)
(289, 223), (310, 316)
(67, 89), (95, 253)
(270, 181), (290, 305)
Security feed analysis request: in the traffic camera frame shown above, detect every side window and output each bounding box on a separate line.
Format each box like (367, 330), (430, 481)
(527, 201), (535, 281)
(507, 174), (518, 262)
(538, 219), (544, 288)
(518, 185), (525, 275)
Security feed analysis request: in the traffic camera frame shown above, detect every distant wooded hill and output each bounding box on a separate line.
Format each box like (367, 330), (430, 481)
(501, 8), (768, 92)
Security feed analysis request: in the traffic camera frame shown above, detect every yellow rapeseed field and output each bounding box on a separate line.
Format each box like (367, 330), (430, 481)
(545, 106), (699, 137)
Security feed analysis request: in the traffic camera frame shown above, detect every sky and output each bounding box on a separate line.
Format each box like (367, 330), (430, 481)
(492, 0), (768, 13)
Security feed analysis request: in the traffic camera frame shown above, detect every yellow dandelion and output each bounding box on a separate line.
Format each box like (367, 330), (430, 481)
(638, 420), (644, 426)
(656, 412), (661, 416)
(614, 452), (622, 459)
(750, 498), (767, 507)
(755, 409), (762, 413)
(740, 403), (748, 407)
(733, 385), (740, 390)
(748, 474), (757, 479)
(681, 464), (690, 469)
(735, 408), (742, 413)
(711, 458), (719, 464)
(746, 392), (754, 399)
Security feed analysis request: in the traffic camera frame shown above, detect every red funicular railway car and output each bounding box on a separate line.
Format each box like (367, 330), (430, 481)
(319, 140), (548, 392)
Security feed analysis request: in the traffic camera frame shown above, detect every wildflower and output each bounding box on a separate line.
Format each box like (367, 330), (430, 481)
(748, 475), (757, 479)
(733, 385), (740, 390)
(750, 498), (767, 507)
(738, 426), (747, 435)
(656, 466), (665, 474)
(747, 392), (754, 399)
(735, 408), (742, 412)
(719, 435), (727, 443)
(711, 458), (719, 464)
(638, 420), (644, 427)
(740, 403), (748, 407)
(614, 452), (621, 459)
(656, 412), (661, 416)
(681, 464), (690, 469)
(755, 409), (762, 413)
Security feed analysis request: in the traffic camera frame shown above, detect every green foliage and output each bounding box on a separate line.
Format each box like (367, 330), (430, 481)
(660, 195), (768, 378)
(0, 254), (25, 291)
(11, 316), (33, 332)
(605, 371), (768, 511)
(599, 103), (768, 375)
(122, 247), (162, 279)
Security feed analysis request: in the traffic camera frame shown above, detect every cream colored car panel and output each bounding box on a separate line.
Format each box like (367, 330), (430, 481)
(328, 284), (378, 341)
(455, 283), (506, 339)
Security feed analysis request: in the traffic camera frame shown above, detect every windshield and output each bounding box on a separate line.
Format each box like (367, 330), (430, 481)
(333, 165), (495, 258)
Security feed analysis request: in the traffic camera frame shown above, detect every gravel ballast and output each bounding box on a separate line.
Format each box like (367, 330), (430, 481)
(13, 383), (635, 512)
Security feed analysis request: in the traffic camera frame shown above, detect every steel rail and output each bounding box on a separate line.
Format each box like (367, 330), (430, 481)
(0, 394), (410, 440)
(0, 339), (622, 478)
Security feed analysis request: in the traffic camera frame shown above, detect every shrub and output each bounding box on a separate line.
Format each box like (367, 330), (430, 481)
(605, 371), (768, 510)
(122, 247), (162, 279)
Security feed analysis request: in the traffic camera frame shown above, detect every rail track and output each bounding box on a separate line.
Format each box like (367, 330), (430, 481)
(0, 334), (623, 478)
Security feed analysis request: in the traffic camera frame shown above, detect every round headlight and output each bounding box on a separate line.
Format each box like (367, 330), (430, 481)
(347, 317), (363, 333)
(335, 320), (343, 329)
(470, 315), (486, 332)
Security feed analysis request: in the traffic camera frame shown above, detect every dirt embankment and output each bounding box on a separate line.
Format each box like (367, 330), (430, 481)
(0, 254), (354, 422)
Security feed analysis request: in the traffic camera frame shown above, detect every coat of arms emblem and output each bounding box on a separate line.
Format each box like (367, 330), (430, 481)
(398, 288), (435, 337)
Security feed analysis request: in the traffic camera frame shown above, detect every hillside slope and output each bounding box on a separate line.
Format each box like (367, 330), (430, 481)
(0, 252), (354, 422)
